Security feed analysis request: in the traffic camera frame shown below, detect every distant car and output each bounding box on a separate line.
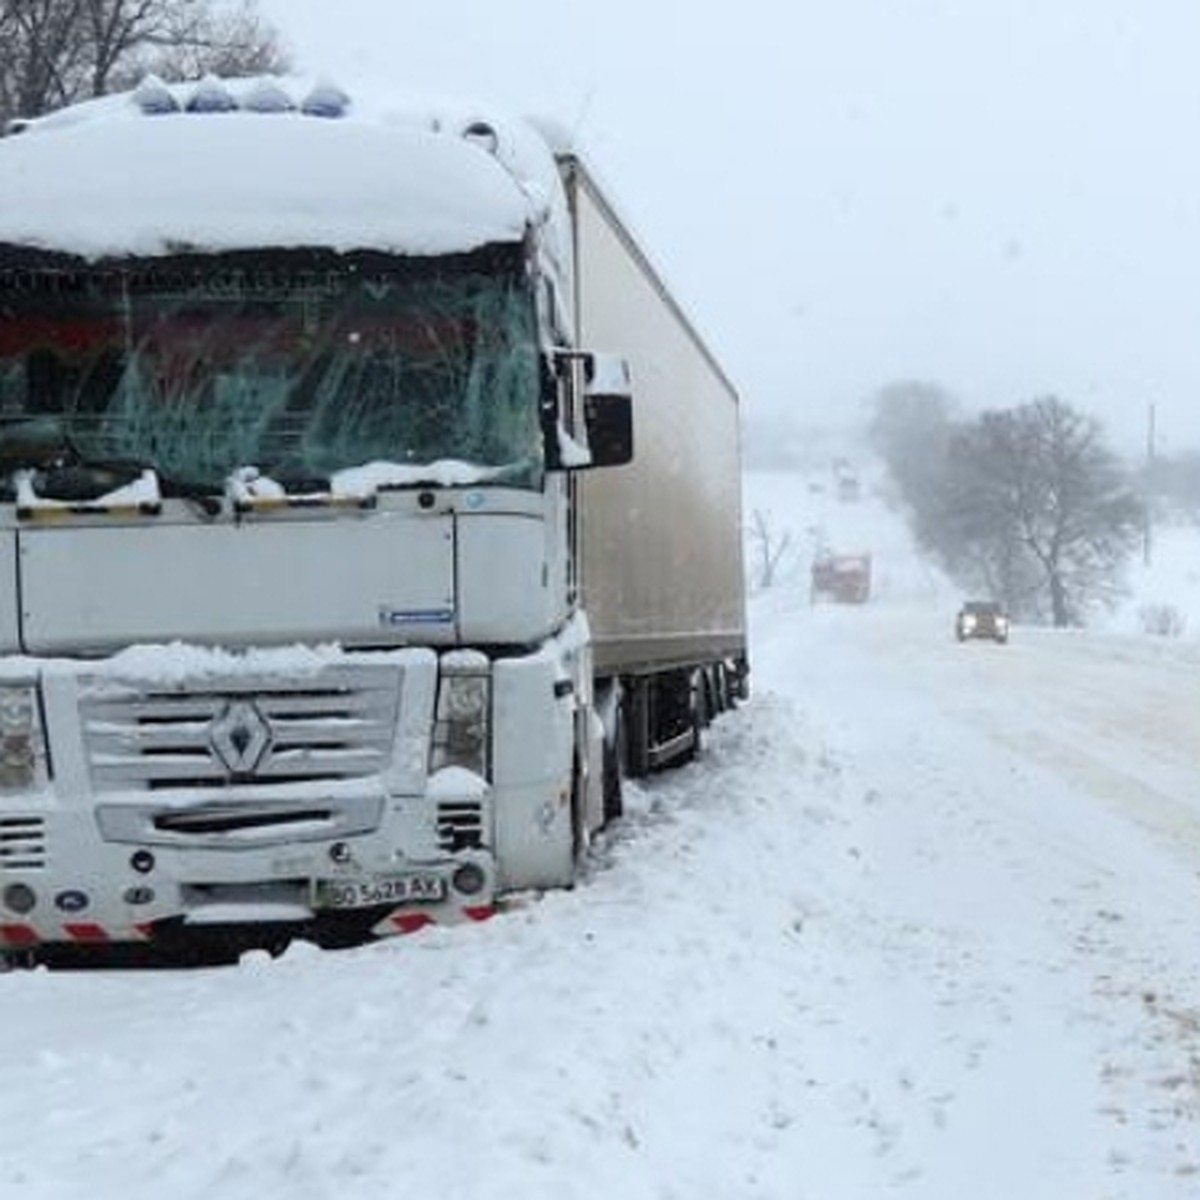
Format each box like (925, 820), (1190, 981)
(956, 600), (1009, 643)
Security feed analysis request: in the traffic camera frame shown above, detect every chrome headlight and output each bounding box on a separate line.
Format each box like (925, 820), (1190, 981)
(431, 663), (490, 778)
(0, 683), (47, 792)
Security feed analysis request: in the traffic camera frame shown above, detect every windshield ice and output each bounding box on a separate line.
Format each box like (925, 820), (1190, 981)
(0, 251), (543, 491)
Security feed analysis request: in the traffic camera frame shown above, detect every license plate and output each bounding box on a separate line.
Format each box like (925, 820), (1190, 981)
(314, 875), (446, 910)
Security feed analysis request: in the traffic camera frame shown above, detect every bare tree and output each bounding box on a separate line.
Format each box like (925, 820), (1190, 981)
(934, 397), (1142, 626)
(0, 0), (288, 127)
(928, 416), (1045, 614)
(0, 1), (92, 123)
(748, 508), (794, 591)
(107, 1), (290, 93)
(866, 379), (958, 508)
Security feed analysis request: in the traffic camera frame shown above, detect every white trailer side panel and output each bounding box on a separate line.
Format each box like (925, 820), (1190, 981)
(565, 160), (746, 675)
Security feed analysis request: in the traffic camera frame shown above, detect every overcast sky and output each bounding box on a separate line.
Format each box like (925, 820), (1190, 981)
(262, 0), (1200, 456)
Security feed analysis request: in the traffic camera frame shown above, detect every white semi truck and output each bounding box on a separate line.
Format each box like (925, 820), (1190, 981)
(0, 77), (746, 964)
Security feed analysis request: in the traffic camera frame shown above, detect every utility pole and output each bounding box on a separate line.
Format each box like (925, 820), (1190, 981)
(1143, 402), (1156, 567)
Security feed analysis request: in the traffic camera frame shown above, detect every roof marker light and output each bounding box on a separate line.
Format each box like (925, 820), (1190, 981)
(133, 76), (179, 116)
(186, 77), (239, 114)
(301, 83), (350, 119)
(462, 120), (499, 155)
(243, 80), (295, 114)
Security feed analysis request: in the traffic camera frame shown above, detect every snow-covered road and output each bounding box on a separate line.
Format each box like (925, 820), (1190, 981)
(4, 496), (1200, 1198)
(749, 590), (1200, 1198)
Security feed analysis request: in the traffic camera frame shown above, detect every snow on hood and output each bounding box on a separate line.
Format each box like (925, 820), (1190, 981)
(0, 76), (567, 263)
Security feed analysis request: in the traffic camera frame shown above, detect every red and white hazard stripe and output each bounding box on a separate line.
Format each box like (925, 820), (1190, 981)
(375, 904), (496, 938)
(0, 922), (154, 947)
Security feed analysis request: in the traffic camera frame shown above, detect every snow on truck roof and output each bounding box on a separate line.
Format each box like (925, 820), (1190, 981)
(0, 76), (567, 262)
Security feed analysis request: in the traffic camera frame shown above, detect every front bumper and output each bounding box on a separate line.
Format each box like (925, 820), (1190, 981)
(0, 800), (496, 963)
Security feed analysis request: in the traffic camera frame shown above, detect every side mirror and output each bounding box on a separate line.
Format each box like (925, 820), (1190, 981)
(584, 389), (632, 468)
(546, 350), (634, 471)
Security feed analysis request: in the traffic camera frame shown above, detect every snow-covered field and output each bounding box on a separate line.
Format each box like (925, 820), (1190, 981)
(4, 465), (1200, 1199)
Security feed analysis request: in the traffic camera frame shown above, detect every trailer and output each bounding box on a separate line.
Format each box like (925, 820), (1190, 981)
(0, 76), (747, 963)
(564, 158), (746, 781)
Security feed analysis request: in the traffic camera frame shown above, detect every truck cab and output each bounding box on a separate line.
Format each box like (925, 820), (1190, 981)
(0, 76), (743, 964)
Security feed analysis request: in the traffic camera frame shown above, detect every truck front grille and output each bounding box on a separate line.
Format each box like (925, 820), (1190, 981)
(0, 816), (47, 870)
(80, 664), (404, 792)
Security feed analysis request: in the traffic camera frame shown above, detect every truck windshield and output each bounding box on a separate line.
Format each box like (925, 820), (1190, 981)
(0, 253), (543, 491)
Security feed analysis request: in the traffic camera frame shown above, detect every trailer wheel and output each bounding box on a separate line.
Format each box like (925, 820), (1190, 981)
(701, 667), (718, 723)
(687, 671), (707, 762)
(570, 751), (590, 865)
(602, 712), (625, 823)
(713, 663), (730, 713)
(625, 677), (652, 778)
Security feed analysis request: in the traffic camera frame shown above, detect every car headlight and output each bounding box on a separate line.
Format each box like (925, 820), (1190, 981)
(0, 683), (47, 792)
(961, 615), (976, 630)
(431, 663), (490, 778)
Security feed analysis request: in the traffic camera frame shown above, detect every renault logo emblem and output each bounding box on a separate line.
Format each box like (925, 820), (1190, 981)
(209, 699), (272, 775)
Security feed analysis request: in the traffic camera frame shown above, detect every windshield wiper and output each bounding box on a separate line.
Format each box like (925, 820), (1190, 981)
(28, 461), (145, 502)
(30, 454), (222, 517)
(149, 469), (224, 517)
(0, 419), (225, 516)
